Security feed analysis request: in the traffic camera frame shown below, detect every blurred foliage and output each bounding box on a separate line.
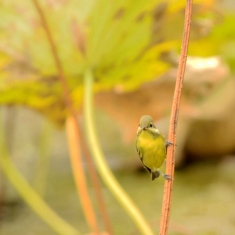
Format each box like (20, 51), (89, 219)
(0, 0), (231, 125)
(189, 13), (235, 69)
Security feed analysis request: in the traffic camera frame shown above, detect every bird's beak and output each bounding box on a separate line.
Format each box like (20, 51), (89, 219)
(142, 126), (146, 131)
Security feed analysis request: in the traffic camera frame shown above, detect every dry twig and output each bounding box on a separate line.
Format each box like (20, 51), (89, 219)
(159, 1), (193, 234)
(31, 0), (99, 233)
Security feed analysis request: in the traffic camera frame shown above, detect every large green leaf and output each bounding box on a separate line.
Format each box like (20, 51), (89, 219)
(0, 0), (216, 124)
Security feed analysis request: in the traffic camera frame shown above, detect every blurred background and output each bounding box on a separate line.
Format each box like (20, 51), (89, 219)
(0, 0), (235, 234)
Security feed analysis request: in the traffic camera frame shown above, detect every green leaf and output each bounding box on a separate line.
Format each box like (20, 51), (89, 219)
(0, 0), (217, 124)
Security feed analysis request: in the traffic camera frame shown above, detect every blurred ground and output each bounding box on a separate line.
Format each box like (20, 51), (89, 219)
(0, 107), (235, 235)
(1, 157), (235, 235)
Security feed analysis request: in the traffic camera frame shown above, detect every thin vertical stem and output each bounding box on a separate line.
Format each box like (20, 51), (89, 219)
(31, 0), (99, 233)
(79, 129), (113, 235)
(84, 69), (154, 235)
(159, 1), (193, 235)
(66, 116), (99, 234)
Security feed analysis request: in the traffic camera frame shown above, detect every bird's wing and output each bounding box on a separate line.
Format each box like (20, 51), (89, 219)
(143, 164), (151, 173)
(136, 143), (151, 174)
(136, 141), (142, 160)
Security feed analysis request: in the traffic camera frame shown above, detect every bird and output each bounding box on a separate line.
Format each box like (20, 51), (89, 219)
(136, 115), (171, 181)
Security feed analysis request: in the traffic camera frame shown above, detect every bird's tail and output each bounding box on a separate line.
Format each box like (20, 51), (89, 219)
(151, 171), (160, 181)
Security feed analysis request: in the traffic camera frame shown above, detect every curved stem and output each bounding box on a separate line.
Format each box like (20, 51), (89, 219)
(84, 69), (154, 235)
(159, 1), (193, 235)
(66, 116), (100, 234)
(31, 0), (99, 233)
(78, 124), (113, 235)
(0, 138), (80, 235)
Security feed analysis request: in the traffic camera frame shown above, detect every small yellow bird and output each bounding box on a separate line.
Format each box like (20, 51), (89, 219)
(136, 115), (171, 181)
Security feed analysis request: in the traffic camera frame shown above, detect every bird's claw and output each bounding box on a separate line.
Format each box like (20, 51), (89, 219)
(166, 140), (174, 147)
(163, 174), (171, 181)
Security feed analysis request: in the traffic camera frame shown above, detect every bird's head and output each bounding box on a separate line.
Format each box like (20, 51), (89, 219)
(137, 115), (164, 142)
(138, 115), (160, 134)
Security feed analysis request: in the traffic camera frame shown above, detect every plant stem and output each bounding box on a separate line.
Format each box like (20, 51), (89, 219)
(79, 127), (113, 235)
(31, 0), (99, 233)
(66, 116), (100, 234)
(0, 136), (79, 235)
(159, 1), (193, 235)
(84, 69), (154, 235)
